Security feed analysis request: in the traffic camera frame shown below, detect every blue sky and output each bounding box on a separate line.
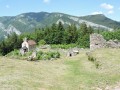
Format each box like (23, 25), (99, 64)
(0, 0), (120, 21)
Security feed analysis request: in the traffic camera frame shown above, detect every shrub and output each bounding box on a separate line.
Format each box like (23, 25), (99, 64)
(36, 51), (60, 60)
(36, 54), (42, 60)
(7, 49), (60, 61)
(42, 54), (51, 60)
(7, 49), (20, 57)
(95, 61), (101, 69)
(13, 49), (20, 56)
(38, 39), (46, 45)
(88, 55), (96, 62)
(43, 52), (60, 60)
(36, 51), (43, 60)
(52, 52), (60, 58)
(86, 52), (100, 69)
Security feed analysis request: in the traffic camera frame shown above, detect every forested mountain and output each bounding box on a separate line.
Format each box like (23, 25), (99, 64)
(80, 14), (120, 29)
(0, 12), (120, 40)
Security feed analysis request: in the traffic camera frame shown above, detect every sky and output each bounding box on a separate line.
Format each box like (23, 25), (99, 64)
(0, 0), (120, 21)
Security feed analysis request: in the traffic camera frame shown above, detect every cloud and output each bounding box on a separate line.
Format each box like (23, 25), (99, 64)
(100, 3), (114, 15)
(108, 10), (114, 14)
(43, 0), (50, 3)
(101, 3), (114, 10)
(92, 11), (103, 15)
(6, 5), (10, 8)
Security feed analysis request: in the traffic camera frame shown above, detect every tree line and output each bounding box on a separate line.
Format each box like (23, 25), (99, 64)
(0, 22), (120, 56)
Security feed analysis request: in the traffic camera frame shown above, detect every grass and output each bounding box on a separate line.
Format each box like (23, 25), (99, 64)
(0, 48), (120, 90)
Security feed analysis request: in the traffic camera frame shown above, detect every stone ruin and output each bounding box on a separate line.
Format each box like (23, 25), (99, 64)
(67, 48), (79, 57)
(90, 33), (106, 50)
(106, 39), (120, 48)
(90, 33), (120, 50)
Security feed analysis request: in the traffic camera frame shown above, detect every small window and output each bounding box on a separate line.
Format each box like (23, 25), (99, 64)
(95, 43), (98, 45)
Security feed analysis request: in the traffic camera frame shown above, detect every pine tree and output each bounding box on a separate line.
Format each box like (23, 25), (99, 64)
(66, 24), (78, 43)
(79, 22), (88, 35)
(51, 23), (58, 44)
(44, 26), (51, 44)
(87, 26), (94, 34)
(56, 21), (65, 44)
(77, 22), (91, 48)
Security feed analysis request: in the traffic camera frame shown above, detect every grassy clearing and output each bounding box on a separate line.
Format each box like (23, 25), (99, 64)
(0, 48), (120, 90)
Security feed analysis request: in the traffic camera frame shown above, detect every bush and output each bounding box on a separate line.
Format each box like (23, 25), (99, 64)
(88, 55), (96, 62)
(13, 49), (20, 56)
(36, 51), (43, 60)
(95, 61), (100, 69)
(52, 52), (60, 58)
(7, 49), (20, 57)
(6, 49), (60, 60)
(42, 54), (51, 60)
(38, 39), (46, 45)
(36, 51), (60, 60)
(26, 51), (33, 56)
(86, 53), (100, 69)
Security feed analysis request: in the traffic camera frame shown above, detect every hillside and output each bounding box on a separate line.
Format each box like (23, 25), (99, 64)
(0, 12), (120, 40)
(0, 48), (120, 90)
(80, 14), (120, 29)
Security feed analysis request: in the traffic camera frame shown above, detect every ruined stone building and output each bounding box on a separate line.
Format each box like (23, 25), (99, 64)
(90, 33), (106, 50)
(21, 38), (36, 53)
(90, 33), (120, 50)
(67, 48), (79, 57)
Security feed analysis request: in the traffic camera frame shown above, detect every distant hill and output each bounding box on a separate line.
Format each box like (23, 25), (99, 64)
(80, 14), (120, 29)
(0, 12), (120, 40)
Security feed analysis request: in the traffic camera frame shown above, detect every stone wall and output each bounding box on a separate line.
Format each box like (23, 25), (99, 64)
(90, 33), (120, 50)
(67, 48), (79, 57)
(106, 39), (120, 48)
(90, 33), (106, 50)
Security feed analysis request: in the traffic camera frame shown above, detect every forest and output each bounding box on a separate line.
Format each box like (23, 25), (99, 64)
(0, 22), (120, 56)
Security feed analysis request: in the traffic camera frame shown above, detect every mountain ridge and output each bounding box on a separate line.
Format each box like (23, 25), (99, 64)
(80, 14), (120, 28)
(0, 12), (120, 40)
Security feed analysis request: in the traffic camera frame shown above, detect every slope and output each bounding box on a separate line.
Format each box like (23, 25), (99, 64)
(0, 12), (120, 40)
(0, 48), (120, 90)
(80, 14), (120, 29)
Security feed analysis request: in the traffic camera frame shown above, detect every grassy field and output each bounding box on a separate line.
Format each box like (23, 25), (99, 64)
(0, 48), (120, 90)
